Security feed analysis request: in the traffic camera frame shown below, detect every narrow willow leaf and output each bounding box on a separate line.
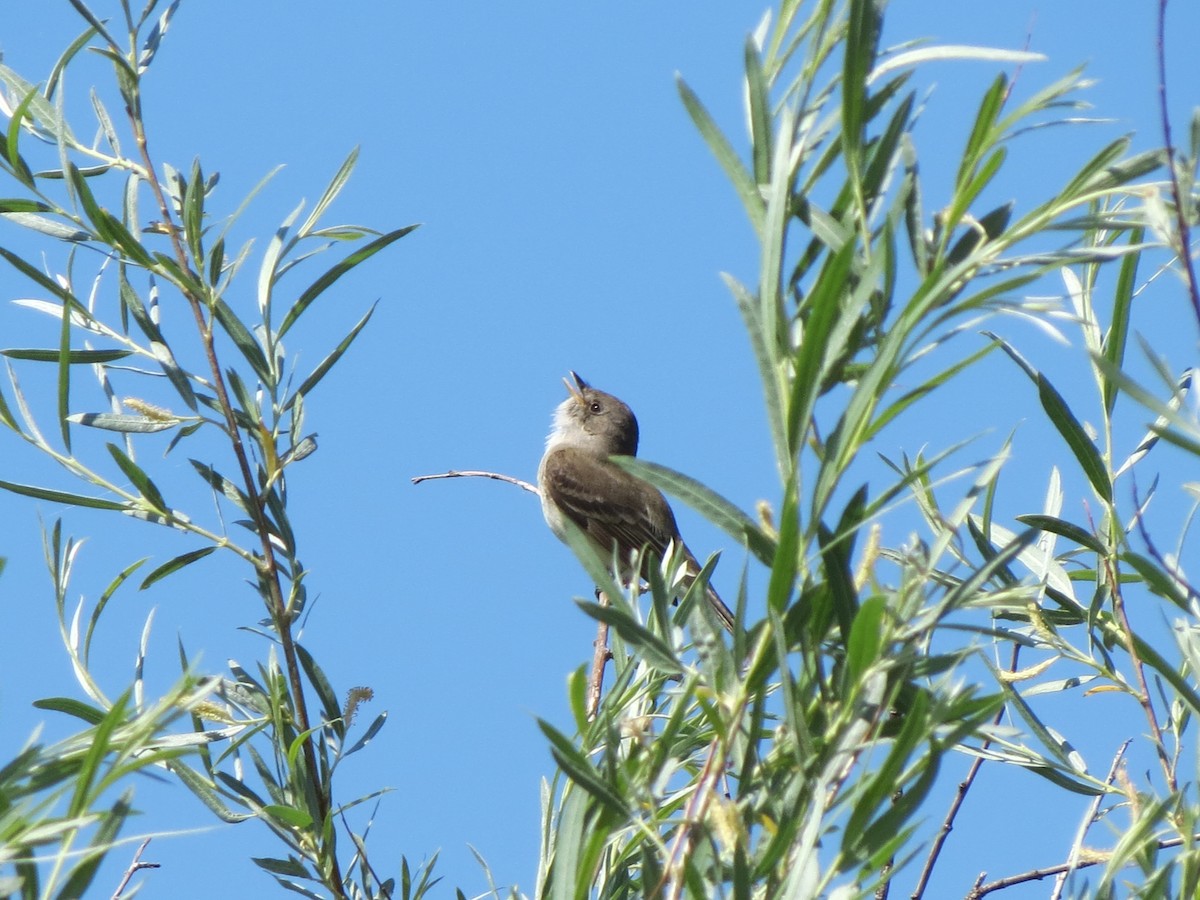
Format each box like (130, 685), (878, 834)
(744, 39), (772, 186)
(139, 0), (181, 71)
(1016, 514), (1107, 555)
(1120, 552), (1190, 612)
(189, 459), (250, 511)
(2, 212), (90, 241)
(3, 86), (38, 187)
(252, 857), (310, 878)
(261, 804), (313, 830)
(150, 339), (199, 410)
(32, 696), (106, 724)
(842, 0), (883, 161)
(576, 599), (681, 674)
(612, 456), (775, 566)
(343, 711), (387, 758)
(0, 246), (80, 307)
(677, 76), (764, 234)
(956, 74), (1006, 191)
(299, 146), (360, 237)
(0, 479), (127, 510)
(285, 302), (376, 409)
(869, 343), (995, 439)
(139, 546), (217, 590)
(1101, 227), (1142, 415)
(725, 273), (789, 477)
(846, 595), (886, 681)
(211, 296), (271, 384)
(106, 443), (167, 511)
(183, 158), (205, 263)
(0, 348), (131, 363)
(67, 412), (177, 433)
(537, 719), (629, 817)
(277, 225), (418, 339)
(767, 477), (800, 614)
(295, 643), (343, 737)
(0, 198), (52, 213)
(868, 46), (1044, 85)
(990, 334), (1112, 503)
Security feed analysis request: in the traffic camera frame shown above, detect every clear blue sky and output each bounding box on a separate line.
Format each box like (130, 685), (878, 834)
(1, 2), (1198, 897)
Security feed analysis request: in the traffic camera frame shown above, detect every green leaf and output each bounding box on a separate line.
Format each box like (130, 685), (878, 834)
(725, 273), (789, 477)
(277, 225), (418, 339)
(32, 696), (106, 724)
(677, 76), (763, 234)
(613, 456), (775, 566)
(189, 459), (250, 511)
(990, 334), (1112, 503)
(262, 804), (314, 829)
(285, 302), (376, 409)
(150, 339), (199, 411)
(537, 719), (629, 818)
(0, 198), (53, 213)
(67, 412), (178, 433)
(295, 642), (343, 737)
(1101, 227), (1142, 415)
(252, 857), (311, 878)
(140, 546), (217, 590)
(299, 146), (360, 237)
(744, 39), (772, 186)
(343, 711), (387, 758)
(3, 86), (38, 188)
(1016, 514), (1107, 555)
(0, 479), (127, 511)
(211, 297), (272, 385)
(106, 443), (167, 511)
(2, 212), (90, 240)
(846, 595), (886, 682)
(576, 599), (681, 674)
(0, 348), (131, 363)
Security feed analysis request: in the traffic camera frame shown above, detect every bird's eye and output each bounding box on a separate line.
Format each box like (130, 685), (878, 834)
(590, 401), (602, 413)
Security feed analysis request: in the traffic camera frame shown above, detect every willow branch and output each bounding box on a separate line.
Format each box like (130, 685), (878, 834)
(411, 469), (538, 494)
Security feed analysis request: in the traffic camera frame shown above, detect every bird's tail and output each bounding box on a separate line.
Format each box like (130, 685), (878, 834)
(679, 552), (735, 633)
(703, 582), (736, 633)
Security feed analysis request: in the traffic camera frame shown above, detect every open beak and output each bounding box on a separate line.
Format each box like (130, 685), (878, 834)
(563, 371), (589, 406)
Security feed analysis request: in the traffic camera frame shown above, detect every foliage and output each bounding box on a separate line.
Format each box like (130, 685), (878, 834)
(0, 1), (425, 897)
(532, 0), (1200, 898)
(1, 0), (1198, 899)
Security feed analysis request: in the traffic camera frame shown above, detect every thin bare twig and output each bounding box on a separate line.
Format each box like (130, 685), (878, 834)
(1155, 0), (1200, 327)
(1106, 554), (1176, 792)
(967, 831), (1200, 898)
(110, 837), (158, 900)
(586, 591), (613, 720)
(911, 643), (1020, 899)
(1049, 740), (1130, 900)
(411, 469), (538, 494)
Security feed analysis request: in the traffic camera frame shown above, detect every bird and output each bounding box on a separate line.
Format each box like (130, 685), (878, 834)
(537, 371), (736, 632)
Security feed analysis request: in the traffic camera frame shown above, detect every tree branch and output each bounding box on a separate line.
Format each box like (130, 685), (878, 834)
(110, 837), (158, 900)
(411, 469), (538, 494)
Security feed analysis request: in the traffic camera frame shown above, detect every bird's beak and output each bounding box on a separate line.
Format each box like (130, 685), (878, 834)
(564, 371), (588, 406)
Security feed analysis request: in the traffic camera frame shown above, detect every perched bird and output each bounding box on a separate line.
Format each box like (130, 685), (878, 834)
(537, 372), (735, 632)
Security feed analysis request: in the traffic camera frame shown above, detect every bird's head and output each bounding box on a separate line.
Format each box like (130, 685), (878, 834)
(549, 371), (640, 457)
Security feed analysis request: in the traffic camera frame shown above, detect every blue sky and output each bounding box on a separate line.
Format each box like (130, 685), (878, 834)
(1, 2), (1199, 897)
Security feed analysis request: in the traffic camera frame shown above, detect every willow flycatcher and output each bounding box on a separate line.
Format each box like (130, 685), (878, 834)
(538, 372), (735, 632)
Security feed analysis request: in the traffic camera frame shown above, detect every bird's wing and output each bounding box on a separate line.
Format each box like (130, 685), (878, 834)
(540, 447), (678, 562)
